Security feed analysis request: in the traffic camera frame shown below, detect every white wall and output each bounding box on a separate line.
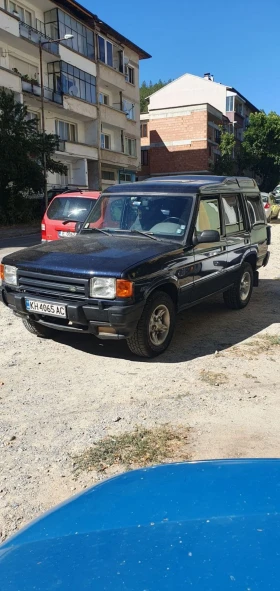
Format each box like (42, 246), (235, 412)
(148, 73), (227, 115)
(59, 45), (97, 77)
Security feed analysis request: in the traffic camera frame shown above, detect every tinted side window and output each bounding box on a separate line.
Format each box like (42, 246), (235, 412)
(196, 197), (221, 234)
(222, 194), (244, 234)
(246, 194), (266, 225)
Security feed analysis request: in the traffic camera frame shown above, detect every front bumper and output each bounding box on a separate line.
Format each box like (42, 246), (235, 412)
(1, 289), (144, 339)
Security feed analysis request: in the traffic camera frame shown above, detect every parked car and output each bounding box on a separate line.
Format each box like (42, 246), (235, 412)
(271, 183), (280, 202)
(1, 459), (280, 590)
(41, 190), (101, 242)
(0, 175), (270, 358)
(269, 193), (280, 219)
(261, 192), (272, 221)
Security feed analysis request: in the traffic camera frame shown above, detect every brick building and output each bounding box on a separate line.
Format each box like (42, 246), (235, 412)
(139, 72), (258, 180)
(139, 103), (226, 179)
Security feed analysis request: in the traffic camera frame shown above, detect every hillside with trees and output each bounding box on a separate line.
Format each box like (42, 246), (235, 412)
(140, 80), (172, 113)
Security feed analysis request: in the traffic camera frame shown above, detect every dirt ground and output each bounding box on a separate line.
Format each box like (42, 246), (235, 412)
(1, 223), (280, 542)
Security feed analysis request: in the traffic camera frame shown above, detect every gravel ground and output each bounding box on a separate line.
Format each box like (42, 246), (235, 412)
(1, 223), (280, 542)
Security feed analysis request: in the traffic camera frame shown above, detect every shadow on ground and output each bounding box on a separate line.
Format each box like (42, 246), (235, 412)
(50, 278), (280, 364)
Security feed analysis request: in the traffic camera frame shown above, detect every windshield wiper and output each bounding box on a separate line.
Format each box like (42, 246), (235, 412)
(129, 230), (160, 241)
(82, 227), (111, 236)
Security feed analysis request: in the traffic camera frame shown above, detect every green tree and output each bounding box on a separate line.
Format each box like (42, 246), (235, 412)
(140, 79), (172, 113)
(0, 89), (67, 223)
(242, 111), (280, 191)
(212, 130), (237, 175)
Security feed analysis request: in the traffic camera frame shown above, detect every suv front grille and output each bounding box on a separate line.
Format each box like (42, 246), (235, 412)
(18, 271), (88, 301)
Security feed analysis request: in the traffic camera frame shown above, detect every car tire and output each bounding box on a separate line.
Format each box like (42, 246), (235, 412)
(223, 263), (254, 310)
(127, 290), (176, 358)
(22, 317), (53, 338)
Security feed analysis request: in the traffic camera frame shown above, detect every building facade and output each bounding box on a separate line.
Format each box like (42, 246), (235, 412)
(0, 0), (150, 191)
(139, 72), (258, 179)
(139, 103), (226, 179)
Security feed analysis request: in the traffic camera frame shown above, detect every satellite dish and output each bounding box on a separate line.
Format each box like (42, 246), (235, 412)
(69, 85), (78, 97)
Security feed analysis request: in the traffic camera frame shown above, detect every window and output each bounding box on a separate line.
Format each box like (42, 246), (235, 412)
(222, 194), (244, 234)
(122, 98), (135, 120)
(99, 92), (109, 105)
(214, 129), (221, 144)
(84, 194), (193, 239)
(55, 9), (94, 59)
(226, 96), (234, 112)
(246, 194), (266, 225)
(124, 137), (136, 156)
(10, 56), (38, 81)
(56, 169), (69, 186)
(101, 133), (111, 150)
(48, 61), (96, 104)
(8, 1), (32, 25)
(236, 102), (243, 116)
(55, 120), (77, 142)
(102, 170), (115, 181)
(98, 36), (113, 67)
(47, 196), (95, 222)
(26, 111), (39, 129)
(196, 197), (221, 234)
(141, 123), (148, 138)
(119, 172), (134, 183)
(126, 66), (135, 85)
(141, 150), (149, 166)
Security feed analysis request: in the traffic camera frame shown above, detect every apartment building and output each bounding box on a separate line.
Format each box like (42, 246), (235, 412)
(0, 0), (150, 191)
(139, 72), (258, 179)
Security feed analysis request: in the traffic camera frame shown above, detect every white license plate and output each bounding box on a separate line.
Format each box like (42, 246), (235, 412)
(58, 231), (77, 238)
(25, 299), (66, 317)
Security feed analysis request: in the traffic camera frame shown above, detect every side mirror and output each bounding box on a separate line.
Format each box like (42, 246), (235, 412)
(193, 230), (220, 245)
(75, 221), (83, 234)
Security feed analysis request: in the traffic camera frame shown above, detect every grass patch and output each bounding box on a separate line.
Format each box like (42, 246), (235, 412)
(173, 392), (191, 400)
(200, 370), (228, 386)
(73, 425), (189, 475)
(244, 334), (280, 354)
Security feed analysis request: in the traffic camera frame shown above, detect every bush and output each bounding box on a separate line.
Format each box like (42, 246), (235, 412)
(0, 192), (41, 226)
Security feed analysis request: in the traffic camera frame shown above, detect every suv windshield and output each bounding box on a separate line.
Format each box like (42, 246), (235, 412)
(82, 193), (194, 239)
(47, 197), (96, 222)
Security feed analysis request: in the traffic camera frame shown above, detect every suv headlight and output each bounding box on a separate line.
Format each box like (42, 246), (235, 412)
(89, 277), (116, 299)
(3, 265), (18, 286)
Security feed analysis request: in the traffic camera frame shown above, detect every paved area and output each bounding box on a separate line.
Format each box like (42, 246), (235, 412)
(0, 233), (41, 259)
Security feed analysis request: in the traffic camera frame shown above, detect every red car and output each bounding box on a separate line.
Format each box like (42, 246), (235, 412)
(41, 190), (100, 242)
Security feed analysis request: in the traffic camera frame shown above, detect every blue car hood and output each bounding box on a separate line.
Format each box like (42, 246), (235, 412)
(3, 234), (179, 278)
(1, 459), (280, 590)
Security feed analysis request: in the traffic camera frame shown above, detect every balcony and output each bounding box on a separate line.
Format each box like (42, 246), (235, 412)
(99, 63), (127, 92)
(19, 22), (59, 55)
(63, 95), (97, 120)
(0, 67), (22, 94)
(22, 80), (63, 104)
(58, 141), (98, 161)
(101, 148), (138, 168)
(0, 8), (20, 38)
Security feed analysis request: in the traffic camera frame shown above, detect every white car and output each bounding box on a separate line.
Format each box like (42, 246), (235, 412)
(261, 193), (272, 221)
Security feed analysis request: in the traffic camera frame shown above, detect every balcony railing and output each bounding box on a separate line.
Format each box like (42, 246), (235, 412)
(19, 22), (59, 54)
(21, 80), (62, 104)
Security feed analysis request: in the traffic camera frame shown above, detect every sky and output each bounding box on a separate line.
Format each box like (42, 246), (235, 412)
(82, 0), (280, 113)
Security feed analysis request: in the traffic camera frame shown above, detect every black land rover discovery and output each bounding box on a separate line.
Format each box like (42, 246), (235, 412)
(0, 175), (270, 358)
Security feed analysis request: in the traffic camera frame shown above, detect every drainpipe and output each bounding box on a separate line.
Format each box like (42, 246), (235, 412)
(93, 25), (102, 191)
